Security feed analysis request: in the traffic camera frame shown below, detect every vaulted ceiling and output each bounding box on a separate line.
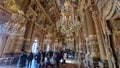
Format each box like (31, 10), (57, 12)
(0, 0), (120, 43)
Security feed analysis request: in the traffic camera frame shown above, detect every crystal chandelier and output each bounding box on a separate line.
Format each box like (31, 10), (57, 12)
(56, 1), (79, 36)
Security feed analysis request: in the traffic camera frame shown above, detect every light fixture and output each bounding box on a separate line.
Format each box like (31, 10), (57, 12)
(56, 1), (79, 36)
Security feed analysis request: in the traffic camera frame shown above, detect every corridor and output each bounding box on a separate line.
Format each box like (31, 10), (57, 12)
(0, 0), (119, 68)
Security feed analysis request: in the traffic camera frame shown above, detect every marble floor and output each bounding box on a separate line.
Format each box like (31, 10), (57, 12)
(0, 65), (16, 68)
(0, 59), (79, 68)
(0, 64), (78, 68)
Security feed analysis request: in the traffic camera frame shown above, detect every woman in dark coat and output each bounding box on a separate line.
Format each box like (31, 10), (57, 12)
(17, 51), (27, 68)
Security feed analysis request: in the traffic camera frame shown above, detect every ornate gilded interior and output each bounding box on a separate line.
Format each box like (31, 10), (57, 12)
(0, 0), (120, 68)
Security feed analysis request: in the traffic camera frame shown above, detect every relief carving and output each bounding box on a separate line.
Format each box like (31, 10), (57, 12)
(4, 0), (20, 13)
(88, 35), (99, 57)
(109, 19), (120, 32)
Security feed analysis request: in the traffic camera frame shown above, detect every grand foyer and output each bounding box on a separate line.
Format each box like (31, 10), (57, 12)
(0, 0), (120, 68)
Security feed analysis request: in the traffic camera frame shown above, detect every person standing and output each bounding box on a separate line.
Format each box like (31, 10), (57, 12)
(56, 51), (61, 68)
(17, 51), (27, 68)
(27, 52), (33, 68)
(35, 50), (42, 68)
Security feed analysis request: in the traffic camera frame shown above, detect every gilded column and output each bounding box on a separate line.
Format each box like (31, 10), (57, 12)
(85, 9), (100, 67)
(91, 2), (109, 67)
(78, 0), (89, 56)
(92, 10), (106, 58)
(23, 5), (37, 52)
(24, 20), (35, 52)
(85, 10), (100, 57)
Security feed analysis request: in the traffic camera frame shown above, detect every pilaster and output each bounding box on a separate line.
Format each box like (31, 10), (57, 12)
(91, 6), (109, 68)
(85, 9), (100, 67)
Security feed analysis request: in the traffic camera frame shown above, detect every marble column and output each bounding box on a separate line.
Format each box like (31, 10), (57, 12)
(85, 9), (100, 67)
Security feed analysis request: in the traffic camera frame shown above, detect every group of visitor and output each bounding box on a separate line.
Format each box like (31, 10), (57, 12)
(17, 49), (66, 68)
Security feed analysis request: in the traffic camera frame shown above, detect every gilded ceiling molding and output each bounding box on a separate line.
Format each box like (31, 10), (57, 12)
(110, 10), (120, 20)
(103, 0), (117, 20)
(4, 0), (20, 13)
(0, 5), (12, 15)
(26, 6), (37, 21)
(116, 1), (120, 14)
(35, 22), (49, 34)
(36, 0), (54, 24)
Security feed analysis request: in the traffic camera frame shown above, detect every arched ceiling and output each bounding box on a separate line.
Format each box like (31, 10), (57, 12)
(0, 0), (120, 42)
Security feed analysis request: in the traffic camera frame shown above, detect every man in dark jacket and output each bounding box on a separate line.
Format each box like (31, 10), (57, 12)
(42, 50), (46, 62)
(27, 52), (33, 68)
(56, 51), (61, 68)
(17, 51), (27, 68)
(49, 50), (53, 58)
(35, 51), (42, 68)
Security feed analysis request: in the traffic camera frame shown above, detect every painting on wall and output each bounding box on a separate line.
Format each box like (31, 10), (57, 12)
(0, 7), (11, 24)
(0, 7), (12, 33)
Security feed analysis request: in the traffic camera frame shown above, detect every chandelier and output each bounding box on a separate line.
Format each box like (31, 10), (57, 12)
(56, 1), (79, 36)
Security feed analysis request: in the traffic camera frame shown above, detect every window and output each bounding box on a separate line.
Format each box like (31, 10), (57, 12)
(32, 38), (38, 53)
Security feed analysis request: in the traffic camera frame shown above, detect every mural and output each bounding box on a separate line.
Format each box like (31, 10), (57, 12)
(0, 7), (11, 33)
